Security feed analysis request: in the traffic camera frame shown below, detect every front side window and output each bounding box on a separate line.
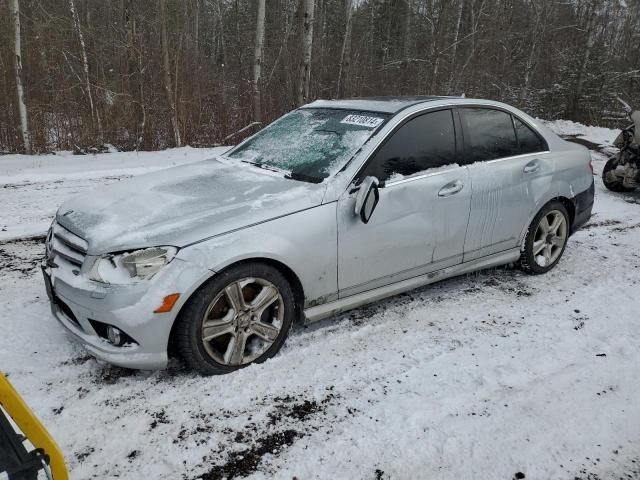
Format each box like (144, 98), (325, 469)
(227, 108), (389, 183)
(460, 108), (519, 162)
(359, 109), (457, 183)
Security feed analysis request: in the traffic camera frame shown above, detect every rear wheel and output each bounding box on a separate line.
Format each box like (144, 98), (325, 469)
(520, 201), (569, 274)
(603, 156), (634, 192)
(175, 263), (296, 375)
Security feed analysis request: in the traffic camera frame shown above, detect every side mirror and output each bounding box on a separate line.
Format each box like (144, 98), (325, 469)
(354, 176), (380, 224)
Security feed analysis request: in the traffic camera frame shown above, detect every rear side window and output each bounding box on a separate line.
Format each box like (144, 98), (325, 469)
(359, 109), (457, 183)
(514, 117), (546, 154)
(460, 108), (519, 162)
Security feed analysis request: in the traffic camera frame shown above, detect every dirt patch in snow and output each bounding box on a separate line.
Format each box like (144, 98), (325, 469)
(0, 238), (44, 277)
(267, 394), (333, 425)
(149, 409), (171, 430)
(193, 392), (337, 479)
(582, 219), (623, 229)
(74, 446), (95, 463)
(571, 455), (640, 480)
(92, 366), (141, 385)
(58, 354), (93, 367)
(611, 222), (640, 233)
(200, 429), (299, 479)
(480, 270), (535, 297)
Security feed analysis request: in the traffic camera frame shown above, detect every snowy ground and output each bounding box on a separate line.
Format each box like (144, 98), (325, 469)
(1, 125), (640, 480)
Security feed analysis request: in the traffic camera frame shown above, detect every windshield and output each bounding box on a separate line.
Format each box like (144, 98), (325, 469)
(226, 108), (389, 183)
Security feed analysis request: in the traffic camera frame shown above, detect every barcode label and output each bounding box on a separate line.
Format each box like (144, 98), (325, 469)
(340, 114), (384, 128)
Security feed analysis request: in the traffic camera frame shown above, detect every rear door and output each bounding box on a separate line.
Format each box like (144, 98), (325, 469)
(337, 109), (472, 297)
(459, 107), (552, 261)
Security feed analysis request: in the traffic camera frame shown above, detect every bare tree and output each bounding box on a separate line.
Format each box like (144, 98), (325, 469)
(252, 0), (266, 122)
(401, 0), (412, 93)
(160, 0), (182, 147)
(566, 0), (598, 118)
(69, 0), (102, 142)
(297, 0), (315, 105)
(336, 0), (353, 98)
(9, 0), (30, 153)
(520, 0), (548, 101)
(446, 0), (464, 94)
(1, 0), (640, 152)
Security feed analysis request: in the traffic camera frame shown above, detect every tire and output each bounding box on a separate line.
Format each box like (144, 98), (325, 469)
(602, 156), (634, 192)
(519, 201), (570, 275)
(174, 262), (296, 375)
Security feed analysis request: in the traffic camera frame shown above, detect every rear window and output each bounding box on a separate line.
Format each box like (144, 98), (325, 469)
(514, 117), (546, 154)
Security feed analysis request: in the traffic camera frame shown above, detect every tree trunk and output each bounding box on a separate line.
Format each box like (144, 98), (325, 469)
(10, 0), (31, 153)
(520, 0), (546, 102)
(69, 0), (102, 142)
(335, 0), (353, 98)
(446, 0), (464, 94)
(252, 0), (266, 122)
(297, 0), (315, 106)
(160, 0), (182, 147)
(568, 3), (597, 119)
(429, 0), (444, 93)
(401, 0), (412, 93)
(214, 0), (228, 132)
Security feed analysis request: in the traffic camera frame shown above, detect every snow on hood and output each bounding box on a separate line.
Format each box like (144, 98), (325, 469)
(55, 157), (327, 254)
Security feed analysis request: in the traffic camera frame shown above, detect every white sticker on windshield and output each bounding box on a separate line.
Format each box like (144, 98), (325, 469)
(340, 114), (384, 128)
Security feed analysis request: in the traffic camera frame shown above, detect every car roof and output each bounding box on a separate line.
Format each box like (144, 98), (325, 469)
(303, 96), (459, 114)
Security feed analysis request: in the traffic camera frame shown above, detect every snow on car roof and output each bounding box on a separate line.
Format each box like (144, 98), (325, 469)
(304, 96), (459, 114)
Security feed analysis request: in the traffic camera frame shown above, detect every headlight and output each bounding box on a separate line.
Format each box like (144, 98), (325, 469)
(88, 247), (177, 284)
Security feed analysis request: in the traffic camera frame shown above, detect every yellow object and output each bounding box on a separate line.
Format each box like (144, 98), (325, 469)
(0, 372), (69, 480)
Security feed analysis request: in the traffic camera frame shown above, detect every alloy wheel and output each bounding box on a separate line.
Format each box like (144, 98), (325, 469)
(532, 210), (567, 268)
(200, 277), (284, 366)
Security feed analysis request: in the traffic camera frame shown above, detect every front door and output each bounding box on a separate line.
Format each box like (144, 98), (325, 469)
(337, 109), (472, 298)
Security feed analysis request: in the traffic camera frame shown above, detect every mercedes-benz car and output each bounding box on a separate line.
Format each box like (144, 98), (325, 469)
(42, 96), (594, 374)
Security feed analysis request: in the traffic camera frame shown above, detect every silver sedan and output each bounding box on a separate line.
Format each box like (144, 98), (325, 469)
(42, 96), (595, 374)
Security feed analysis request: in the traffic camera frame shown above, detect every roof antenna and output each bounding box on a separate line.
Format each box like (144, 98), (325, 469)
(460, 92), (466, 98)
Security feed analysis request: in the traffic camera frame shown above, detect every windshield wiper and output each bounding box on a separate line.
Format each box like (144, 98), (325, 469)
(241, 160), (287, 175)
(241, 160), (321, 184)
(285, 172), (323, 184)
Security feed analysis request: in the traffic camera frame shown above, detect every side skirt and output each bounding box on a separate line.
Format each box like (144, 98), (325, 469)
(303, 248), (521, 324)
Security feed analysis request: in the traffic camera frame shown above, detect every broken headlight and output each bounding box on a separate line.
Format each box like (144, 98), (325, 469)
(88, 247), (178, 284)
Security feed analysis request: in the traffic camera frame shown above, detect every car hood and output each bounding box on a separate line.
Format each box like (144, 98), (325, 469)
(56, 158), (327, 254)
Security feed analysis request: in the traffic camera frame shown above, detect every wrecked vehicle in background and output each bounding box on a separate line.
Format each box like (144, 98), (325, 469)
(42, 96), (594, 375)
(603, 97), (640, 192)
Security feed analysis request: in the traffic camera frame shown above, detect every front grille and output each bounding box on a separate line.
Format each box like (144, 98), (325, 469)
(49, 221), (88, 268)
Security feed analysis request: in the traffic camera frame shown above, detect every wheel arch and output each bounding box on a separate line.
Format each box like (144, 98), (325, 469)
(518, 195), (576, 248)
(556, 196), (576, 228)
(166, 256), (306, 357)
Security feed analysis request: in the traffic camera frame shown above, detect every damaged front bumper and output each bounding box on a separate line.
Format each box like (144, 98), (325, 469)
(42, 253), (213, 370)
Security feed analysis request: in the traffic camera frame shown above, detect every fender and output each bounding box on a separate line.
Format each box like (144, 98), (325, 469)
(177, 202), (338, 309)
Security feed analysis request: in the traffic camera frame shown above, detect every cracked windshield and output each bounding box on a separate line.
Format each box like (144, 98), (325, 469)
(227, 109), (389, 182)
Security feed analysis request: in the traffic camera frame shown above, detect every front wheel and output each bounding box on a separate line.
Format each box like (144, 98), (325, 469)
(603, 156), (634, 192)
(519, 201), (570, 274)
(175, 262), (296, 375)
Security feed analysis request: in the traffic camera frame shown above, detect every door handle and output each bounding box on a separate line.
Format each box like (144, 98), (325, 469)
(523, 160), (541, 174)
(438, 180), (464, 197)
